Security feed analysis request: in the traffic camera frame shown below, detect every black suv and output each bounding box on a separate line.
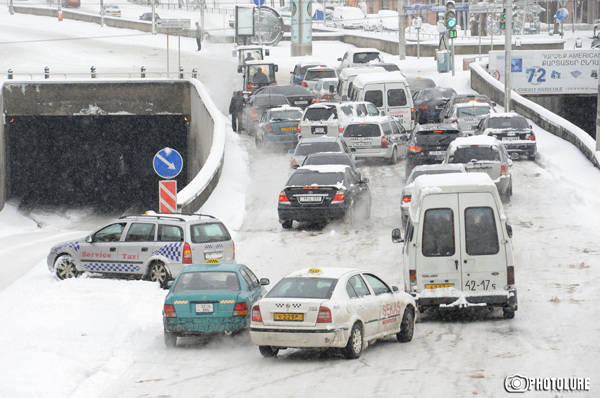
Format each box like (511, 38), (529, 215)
(405, 124), (462, 178)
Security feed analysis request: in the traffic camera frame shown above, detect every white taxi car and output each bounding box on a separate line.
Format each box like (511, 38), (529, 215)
(250, 268), (416, 359)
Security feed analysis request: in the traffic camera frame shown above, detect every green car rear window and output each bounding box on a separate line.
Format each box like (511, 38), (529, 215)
(174, 271), (240, 292)
(190, 223), (231, 244)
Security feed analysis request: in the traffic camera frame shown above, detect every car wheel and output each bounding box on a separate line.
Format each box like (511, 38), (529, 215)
(258, 346), (279, 358)
(54, 254), (80, 280)
(343, 201), (355, 225)
(149, 262), (169, 288)
(343, 323), (363, 359)
(254, 136), (264, 149)
(503, 308), (515, 319)
(281, 220), (293, 229)
(396, 307), (414, 343)
(527, 153), (536, 161)
(389, 147), (398, 165)
(164, 331), (177, 348)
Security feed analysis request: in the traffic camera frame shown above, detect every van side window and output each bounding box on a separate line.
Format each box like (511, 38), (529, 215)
(365, 90), (383, 107)
(422, 208), (455, 257)
(465, 207), (499, 255)
(388, 88), (408, 106)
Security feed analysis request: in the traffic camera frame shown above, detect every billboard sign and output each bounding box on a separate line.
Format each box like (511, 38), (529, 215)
(488, 50), (600, 95)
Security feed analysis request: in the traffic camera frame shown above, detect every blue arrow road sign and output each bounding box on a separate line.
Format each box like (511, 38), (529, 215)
(254, 0), (265, 5)
(153, 148), (183, 179)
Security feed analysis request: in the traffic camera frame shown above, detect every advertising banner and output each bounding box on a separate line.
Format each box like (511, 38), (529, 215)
(488, 50), (599, 95)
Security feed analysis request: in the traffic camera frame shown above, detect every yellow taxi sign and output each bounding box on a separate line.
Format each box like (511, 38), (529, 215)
(308, 268), (322, 274)
(206, 259), (220, 264)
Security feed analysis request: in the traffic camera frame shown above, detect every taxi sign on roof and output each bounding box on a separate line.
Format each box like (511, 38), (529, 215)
(308, 268), (322, 274)
(206, 259), (220, 264)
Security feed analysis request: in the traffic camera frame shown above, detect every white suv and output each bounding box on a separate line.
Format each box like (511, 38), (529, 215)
(47, 213), (235, 287)
(299, 101), (380, 138)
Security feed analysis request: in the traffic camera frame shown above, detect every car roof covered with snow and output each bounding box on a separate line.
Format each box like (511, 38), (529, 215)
(281, 267), (364, 280)
(352, 71), (407, 88)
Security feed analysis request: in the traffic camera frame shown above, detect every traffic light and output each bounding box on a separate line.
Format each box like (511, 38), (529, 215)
(500, 8), (506, 29)
(448, 29), (457, 39)
(445, 0), (456, 29)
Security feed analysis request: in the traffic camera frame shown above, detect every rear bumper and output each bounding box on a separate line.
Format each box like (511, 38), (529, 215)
(354, 148), (393, 159)
(250, 326), (349, 348)
(502, 142), (536, 155)
(164, 316), (248, 335)
(265, 133), (299, 145)
(415, 289), (518, 310)
(278, 204), (347, 221)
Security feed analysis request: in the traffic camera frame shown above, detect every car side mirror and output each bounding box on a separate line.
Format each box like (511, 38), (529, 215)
(265, 49), (270, 56)
(290, 71), (293, 74)
(348, 147), (356, 153)
(506, 223), (513, 238)
(288, 149), (294, 154)
(237, 65), (242, 73)
(342, 95), (348, 101)
(166, 280), (174, 288)
(392, 285), (399, 292)
(379, 110), (385, 116)
(491, 102), (497, 107)
(529, 125), (532, 128)
(86, 235), (93, 243)
(260, 278), (270, 286)
(361, 177), (369, 184)
(391, 228), (403, 243)
(337, 57), (342, 61)
(274, 65), (279, 72)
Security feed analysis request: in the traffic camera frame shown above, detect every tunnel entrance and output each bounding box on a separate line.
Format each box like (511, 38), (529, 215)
(6, 115), (188, 211)
(560, 96), (597, 139)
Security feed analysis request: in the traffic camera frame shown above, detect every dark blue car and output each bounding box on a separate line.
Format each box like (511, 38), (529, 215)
(255, 106), (303, 149)
(412, 87), (457, 124)
(290, 61), (327, 85)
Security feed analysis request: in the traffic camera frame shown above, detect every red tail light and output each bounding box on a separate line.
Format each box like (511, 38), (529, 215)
(507, 266), (515, 285)
(409, 270), (416, 280)
(402, 195), (411, 203)
(182, 242), (192, 264)
(311, 98), (317, 104)
(331, 192), (345, 204)
(250, 110), (258, 118)
(265, 123), (273, 134)
(163, 304), (177, 318)
(408, 145), (422, 153)
(411, 107), (415, 121)
(526, 133), (535, 141)
(339, 126), (344, 134)
(501, 165), (508, 176)
(233, 302), (248, 316)
(245, 84), (254, 91)
(279, 191), (290, 203)
(420, 103), (428, 111)
(316, 306), (332, 323)
(381, 136), (388, 148)
(297, 126), (301, 133)
(450, 120), (458, 124)
(291, 159), (299, 169)
(251, 305), (262, 322)
(302, 81), (308, 87)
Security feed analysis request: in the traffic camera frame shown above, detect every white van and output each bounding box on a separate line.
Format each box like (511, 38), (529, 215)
(332, 6), (365, 29)
(391, 173), (518, 319)
(337, 66), (387, 101)
(350, 71), (415, 131)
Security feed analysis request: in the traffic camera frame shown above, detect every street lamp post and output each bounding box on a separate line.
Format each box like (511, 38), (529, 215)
(504, 0), (513, 112)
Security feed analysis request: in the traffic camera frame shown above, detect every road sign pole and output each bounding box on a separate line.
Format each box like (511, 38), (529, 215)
(166, 34), (170, 78)
(478, 14), (481, 56)
(451, 36), (455, 76)
(417, 28), (420, 59)
(159, 181), (178, 213)
(398, 0), (405, 60)
(504, 0), (512, 112)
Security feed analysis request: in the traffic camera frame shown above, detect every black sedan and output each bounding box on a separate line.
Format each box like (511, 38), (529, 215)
(413, 87), (457, 124)
(277, 165), (371, 229)
(253, 85), (315, 109)
(405, 123), (462, 178)
(475, 113), (537, 160)
(242, 94), (289, 136)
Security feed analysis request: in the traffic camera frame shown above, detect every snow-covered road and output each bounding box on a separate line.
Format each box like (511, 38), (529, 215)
(0, 9), (599, 398)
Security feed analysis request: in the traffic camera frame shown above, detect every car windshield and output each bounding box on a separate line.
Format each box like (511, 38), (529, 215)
(304, 155), (353, 168)
(295, 142), (342, 156)
(254, 96), (288, 106)
(242, 50), (261, 61)
(488, 117), (529, 129)
(458, 106), (492, 117)
(287, 170), (344, 186)
(190, 222), (231, 244)
(173, 271), (240, 292)
(266, 277), (338, 299)
(271, 110), (303, 120)
(304, 107), (337, 121)
(408, 169), (463, 184)
(344, 124), (380, 137)
(415, 130), (460, 145)
(249, 66), (276, 84)
(422, 88), (455, 100)
(305, 69), (337, 81)
(353, 52), (381, 64)
(450, 147), (500, 163)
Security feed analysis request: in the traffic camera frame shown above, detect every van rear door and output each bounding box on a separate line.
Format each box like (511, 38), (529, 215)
(386, 83), (413, 131)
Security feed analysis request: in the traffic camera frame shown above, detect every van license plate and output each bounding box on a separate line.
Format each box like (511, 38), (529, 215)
(314, 127), (325, 133)
(274, 313), (303, 321)
(196, 303), (214, 313)
(353, 142), (371, 147)
(425, 284), (454, 289)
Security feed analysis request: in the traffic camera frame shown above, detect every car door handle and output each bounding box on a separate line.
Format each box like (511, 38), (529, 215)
(142, 247), (148, 252)
(110, 247), (116, 252)
(455, 260), (458, 270)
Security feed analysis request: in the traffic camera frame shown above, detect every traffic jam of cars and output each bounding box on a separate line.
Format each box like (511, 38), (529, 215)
(45, 43), (534, 360)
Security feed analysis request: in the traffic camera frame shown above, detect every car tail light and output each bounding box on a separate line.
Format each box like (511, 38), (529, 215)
(450, 120), (458, 124)
(331, 191), (345, 204)
(182, 242), (192, 264)
(233, 302), (248, 316)
(381, 135), (388, 148)
(269, 82), (276, 86)
(402, 195), (411, 203)
(279, 191), (290, 203)
(312, 98), (318, 104)
(316, 306), (332, 323)
(526, 133), (535, 141)
(507, 266), (515, 285)
(409, 270), (416, 280)
(408, 145), (422, 153)
(411, 107), (415, 121)
(302, 81), (308, 87)
(339, 126), (344, 134)
(291, 159), (299, 169)
(250, 109), (258, 118)
(163, 304), (177, 318)
(265, 123), (273, 134)
(251, 305), (263, 322)
(420, 103), (428, 111)
(245, 84), (254, 92)
(501, 165), (508, 176)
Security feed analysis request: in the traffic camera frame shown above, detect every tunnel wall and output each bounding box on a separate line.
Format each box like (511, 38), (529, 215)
(0, 79), (225, 212)
(470, 63), (600, 170)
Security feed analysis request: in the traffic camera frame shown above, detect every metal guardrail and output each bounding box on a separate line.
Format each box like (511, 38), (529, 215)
(5, 70), (199, 80)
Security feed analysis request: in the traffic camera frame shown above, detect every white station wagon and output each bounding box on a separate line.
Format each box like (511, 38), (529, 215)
(250, 267), (416, 359)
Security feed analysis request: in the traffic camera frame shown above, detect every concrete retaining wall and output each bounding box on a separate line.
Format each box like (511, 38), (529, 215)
(470, 62), (600, 170)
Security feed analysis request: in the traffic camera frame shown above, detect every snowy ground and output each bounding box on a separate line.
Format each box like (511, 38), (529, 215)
(0, 8), (599, 398)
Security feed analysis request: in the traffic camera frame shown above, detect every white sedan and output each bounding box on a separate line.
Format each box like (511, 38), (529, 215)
(250, 268), (416, 359)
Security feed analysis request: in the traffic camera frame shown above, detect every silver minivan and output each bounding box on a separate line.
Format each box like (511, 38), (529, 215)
(341, 116), (407, 164)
